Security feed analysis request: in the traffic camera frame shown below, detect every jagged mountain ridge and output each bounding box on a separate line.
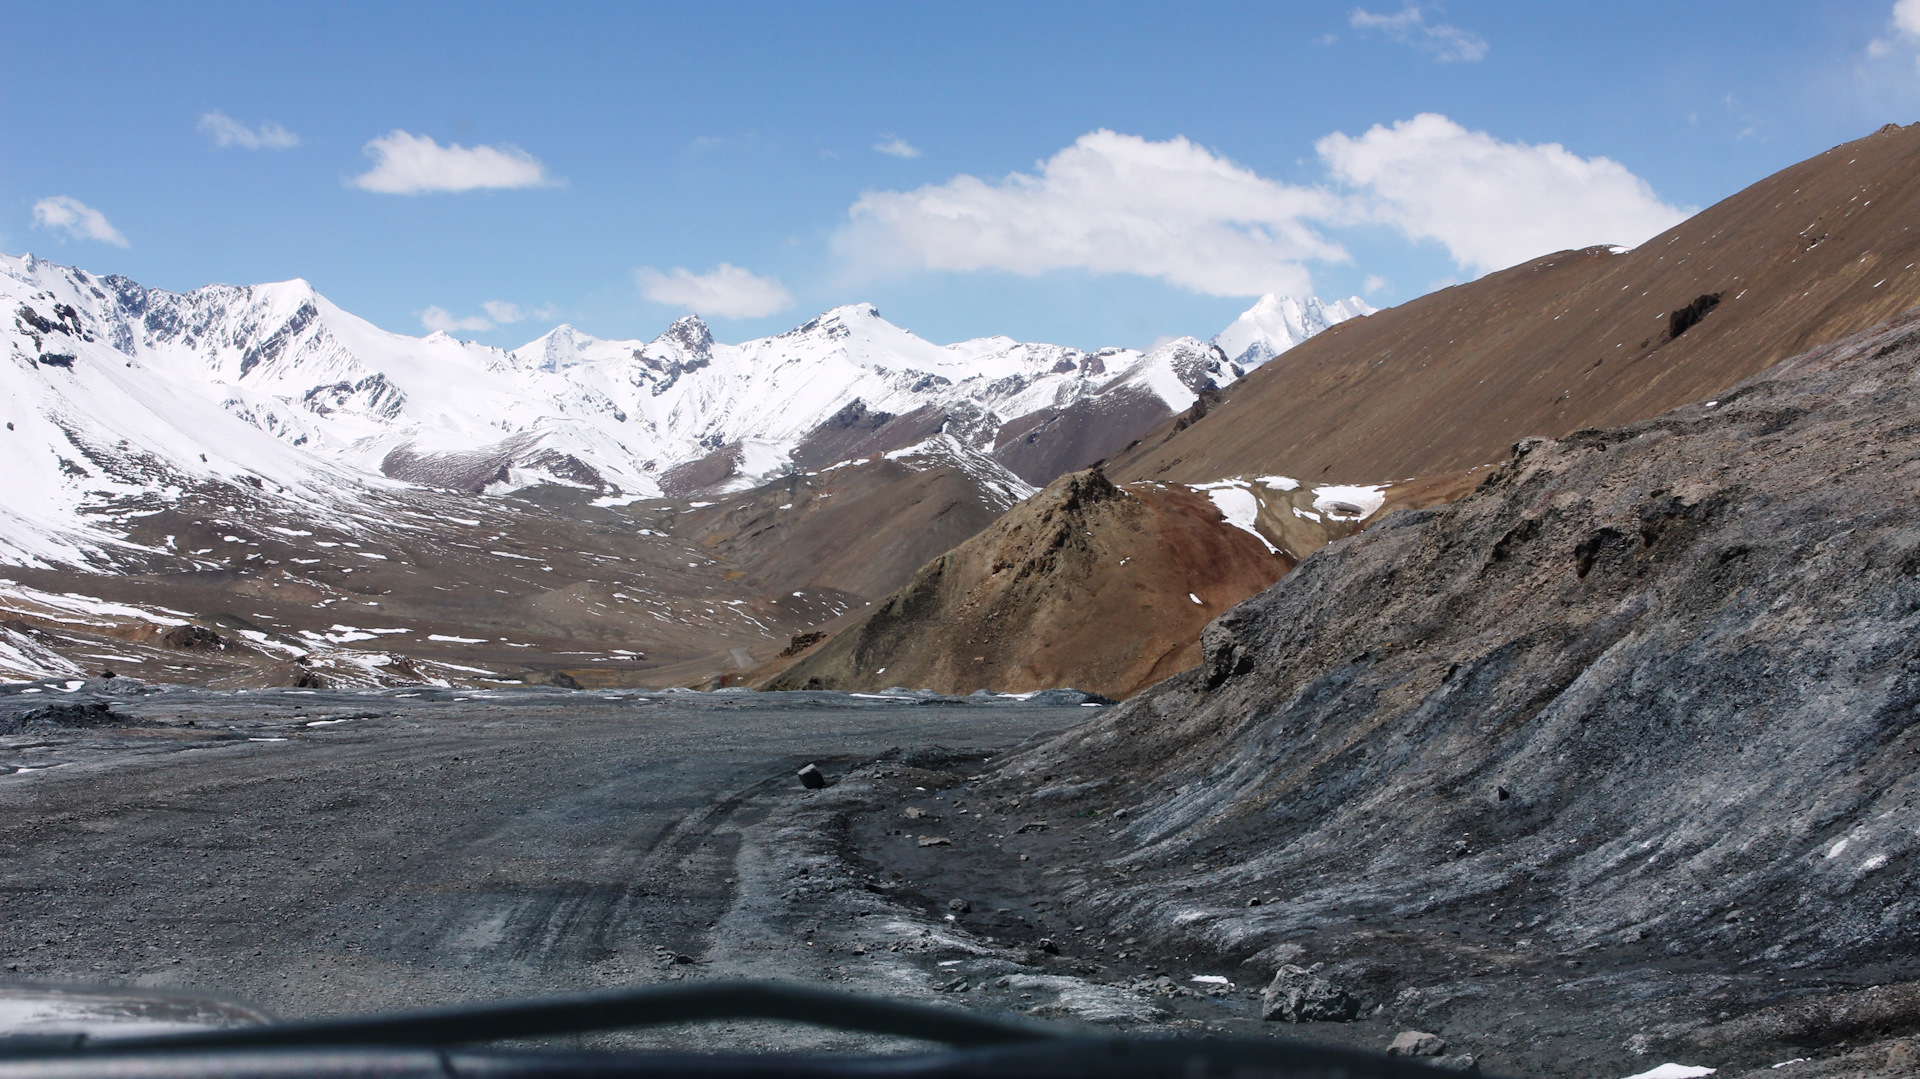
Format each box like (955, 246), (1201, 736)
(3, 251), (1363, 566)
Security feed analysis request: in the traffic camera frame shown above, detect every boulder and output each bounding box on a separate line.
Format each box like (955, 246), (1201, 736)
(1387, 1031), (1447, 1057)
(1260, 964), (1358, 1023)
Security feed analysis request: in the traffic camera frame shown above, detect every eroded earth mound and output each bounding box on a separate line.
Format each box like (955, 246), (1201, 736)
(765, 469), (1288, 699)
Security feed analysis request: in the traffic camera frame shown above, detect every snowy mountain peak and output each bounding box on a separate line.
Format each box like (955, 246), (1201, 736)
(1213, 293), (1375, 368)
(652, 315), (714, 361)
(781, 302), (885, 342)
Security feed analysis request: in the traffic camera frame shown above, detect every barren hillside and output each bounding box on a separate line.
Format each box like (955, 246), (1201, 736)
(1110, 121), (1920, 486)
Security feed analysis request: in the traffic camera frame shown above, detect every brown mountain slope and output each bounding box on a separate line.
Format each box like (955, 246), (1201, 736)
(762, 470), (1287, 699)
(1110, 120), (1920, 485)
(760, 468), (1473, 698)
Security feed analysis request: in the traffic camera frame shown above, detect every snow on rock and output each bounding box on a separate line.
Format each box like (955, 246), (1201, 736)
(1311, 484), (1387, 522)
(1189, 480), (1278, 553)
(0, 624), (85, 682)
(1212, 294), (1374, 368)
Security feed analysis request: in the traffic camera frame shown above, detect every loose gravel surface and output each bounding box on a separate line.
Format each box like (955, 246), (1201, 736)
(0, 681), (1097, 1050)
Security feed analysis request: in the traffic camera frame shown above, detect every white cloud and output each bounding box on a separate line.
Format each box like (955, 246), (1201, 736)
(1867, 0), (1920, 70)
(840, 130), (1347, 298)
(1362, 273), (1389, 294)
(637, 264), (794, 319)
(418, 306), (494, 333)
(1350, 5), (1488, 62)
(31, 196), (128, 247)
(1898, 0), (1920, 35)
(198, 110), (300, 150)
(1317, 114), (1691, 274)
(874, 136), (922, 159)
(351, 131), (558, 195)
(839, 118), (1685, 296)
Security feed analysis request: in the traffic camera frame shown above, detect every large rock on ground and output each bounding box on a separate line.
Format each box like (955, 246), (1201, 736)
(1260, 964), (1359, 1022)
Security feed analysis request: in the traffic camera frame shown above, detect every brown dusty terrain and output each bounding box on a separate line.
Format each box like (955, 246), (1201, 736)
(1110, 121), (1920, 487)
(764, 469), (1477, 699)
(763, 471), (1286, 699)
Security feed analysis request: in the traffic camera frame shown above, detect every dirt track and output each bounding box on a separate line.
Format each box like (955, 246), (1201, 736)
(0, 684), (1082, 1035)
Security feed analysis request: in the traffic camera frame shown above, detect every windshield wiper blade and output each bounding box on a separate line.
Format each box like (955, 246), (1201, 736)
(80, 981), (1057, 1053)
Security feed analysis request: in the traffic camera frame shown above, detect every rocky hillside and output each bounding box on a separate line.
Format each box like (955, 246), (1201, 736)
(793, 121), (1920, 704)
(1110, 121), (1920, 487)
(964, 306), (1920, 1076)
(762, 470), (1282, 698)
(763, 468), (1469, 698)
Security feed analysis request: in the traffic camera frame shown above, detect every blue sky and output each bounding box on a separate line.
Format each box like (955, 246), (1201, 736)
(5, 1), (1920, 352)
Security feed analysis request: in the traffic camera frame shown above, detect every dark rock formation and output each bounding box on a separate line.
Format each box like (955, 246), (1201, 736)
(984, 306), (1920, 1073)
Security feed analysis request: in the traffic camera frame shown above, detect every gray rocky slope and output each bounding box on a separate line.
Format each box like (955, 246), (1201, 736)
(969, 306), (1920, 1073)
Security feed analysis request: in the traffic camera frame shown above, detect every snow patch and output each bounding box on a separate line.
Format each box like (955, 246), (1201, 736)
(1621, 1067), (1715, 1079)
(1312, 484), (1387, 521)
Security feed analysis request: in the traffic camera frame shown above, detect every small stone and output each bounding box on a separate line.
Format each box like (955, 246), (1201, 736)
(1387, 1031), (1447, 1057)
(948, 898), (971, 913)
(1037, 938), (1059, 955)
(916, 836), (950, 847)
(1436, 1053), (1480, 1073)
(905, 806), (929, 819)
(797, 764), (827, 789)
(1261, 964), (1359, 1023)
(1247, 898), (1262, 907)
(851, 944), (867, 955)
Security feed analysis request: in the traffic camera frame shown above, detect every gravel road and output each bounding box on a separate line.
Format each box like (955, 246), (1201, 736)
(0, 682), (1085, 1035)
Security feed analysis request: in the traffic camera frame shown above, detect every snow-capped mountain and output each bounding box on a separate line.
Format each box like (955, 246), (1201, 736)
(2, 251), (1363, 567)
(1212, 293), (1374, 367)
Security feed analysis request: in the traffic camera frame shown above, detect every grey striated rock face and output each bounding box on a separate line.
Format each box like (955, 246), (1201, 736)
(982, 307), (1920, 1069)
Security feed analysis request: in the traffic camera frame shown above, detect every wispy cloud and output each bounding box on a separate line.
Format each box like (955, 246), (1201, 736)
(31, 196), (128, 247)
(198, 110), (300, 150)
(638, 264), (794, 319)
(1350, 5), (1488, 62)
(419, 306), (494, 334)
(351, 131), (559, 195)
(418, 300), (554, 334)
(1865, 0), (1920, 73)
(874, 136), (922, 159)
